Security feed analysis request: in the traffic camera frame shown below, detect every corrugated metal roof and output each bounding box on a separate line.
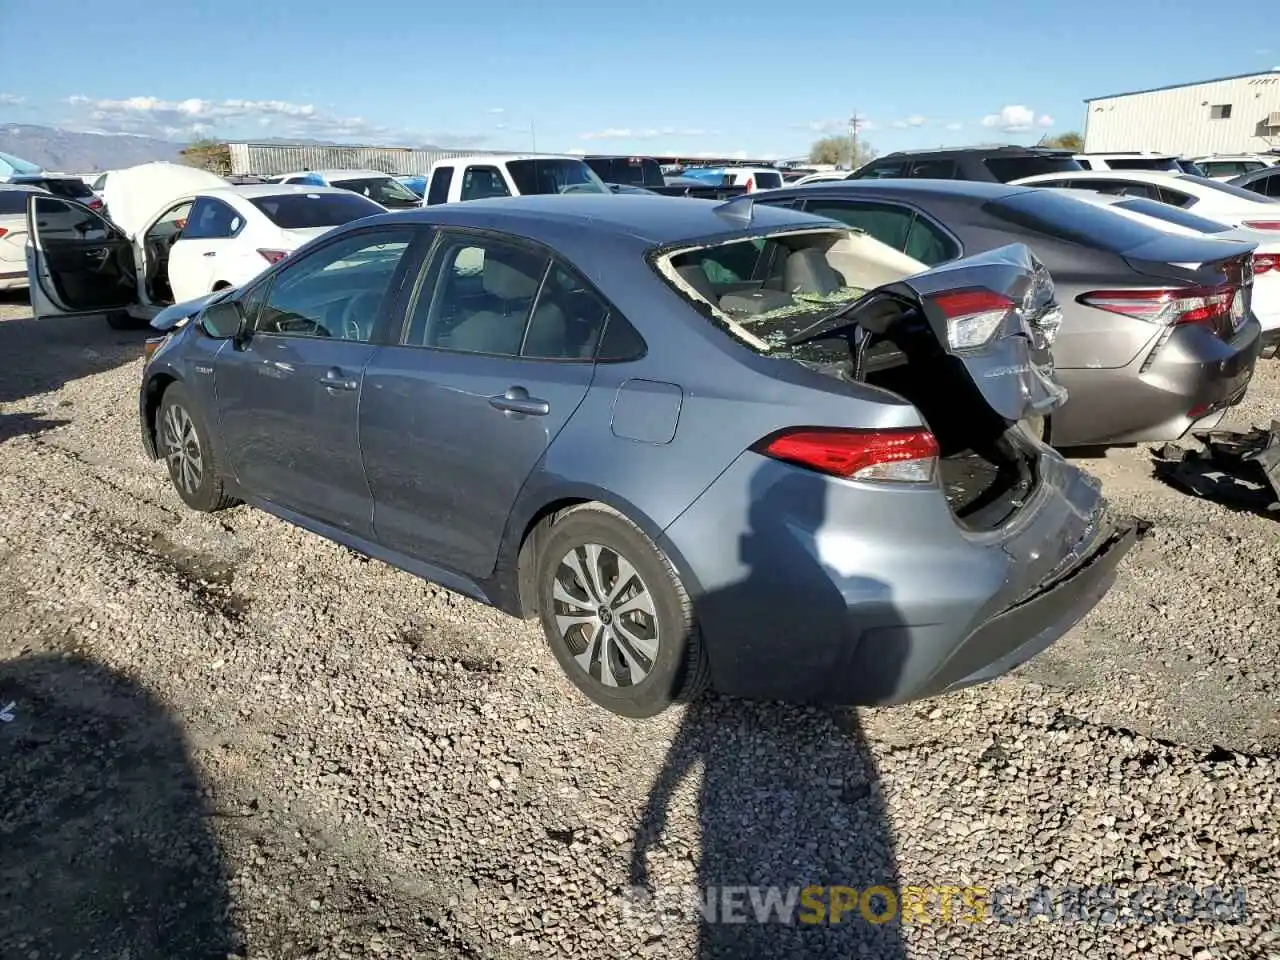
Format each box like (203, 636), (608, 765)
(1083, 71), (1280, 103)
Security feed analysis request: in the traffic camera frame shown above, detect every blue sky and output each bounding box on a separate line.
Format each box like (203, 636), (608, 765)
(1, 0), (1276, 160)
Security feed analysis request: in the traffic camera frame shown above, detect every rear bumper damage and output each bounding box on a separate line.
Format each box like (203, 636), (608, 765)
(1152, 421), (1280, 515)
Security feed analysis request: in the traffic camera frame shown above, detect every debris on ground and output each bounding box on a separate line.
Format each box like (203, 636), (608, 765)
(1151, 420), (1280, 518)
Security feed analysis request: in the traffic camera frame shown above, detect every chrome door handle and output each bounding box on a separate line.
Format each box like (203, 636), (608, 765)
(488, 385), (549, 416)
(318, 367), (359, 392)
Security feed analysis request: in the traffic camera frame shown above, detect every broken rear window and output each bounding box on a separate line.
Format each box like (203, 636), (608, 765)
(652, 227), (929, 354)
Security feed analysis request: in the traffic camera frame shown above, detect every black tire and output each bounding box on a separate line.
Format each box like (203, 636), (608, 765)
(155, 382), (238, 513)
(106, 310), (149, 330)
(534, 503), (709, 718)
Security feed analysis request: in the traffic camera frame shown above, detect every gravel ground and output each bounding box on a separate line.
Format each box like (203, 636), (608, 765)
(0, 292), (1276, 960)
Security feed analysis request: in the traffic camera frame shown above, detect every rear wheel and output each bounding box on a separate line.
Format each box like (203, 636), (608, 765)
(534, 504), (708, 718)
(156, 383), (238, 512)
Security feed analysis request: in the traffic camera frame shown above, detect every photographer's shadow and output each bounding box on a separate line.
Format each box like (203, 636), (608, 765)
(631, 465), (910, 958)
(0, 653), (237, 958)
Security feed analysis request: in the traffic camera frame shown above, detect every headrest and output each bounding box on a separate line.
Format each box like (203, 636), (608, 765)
(676, 264), (719, 303)
(483, 257), (541, 300)
(785, 248), (845, 296)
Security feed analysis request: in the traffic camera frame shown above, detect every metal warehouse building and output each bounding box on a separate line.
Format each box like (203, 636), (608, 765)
(1083, 71), (1280, 156)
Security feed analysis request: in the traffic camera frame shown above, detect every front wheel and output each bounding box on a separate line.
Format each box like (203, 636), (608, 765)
(156, 383), (238, 513)
(534, 504), (708, 718)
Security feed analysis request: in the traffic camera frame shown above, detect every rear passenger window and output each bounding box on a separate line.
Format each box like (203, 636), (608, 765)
(459, 167), (511, 201)
(427, 167), (453, 205)
(850, 161), (906, 179)
(1074, 179), (1160, 200)
(523, 264), (610, 360)
(907, 159), (956, 179)
(409, 236), (548, 355)
(804, 199), (915, 252)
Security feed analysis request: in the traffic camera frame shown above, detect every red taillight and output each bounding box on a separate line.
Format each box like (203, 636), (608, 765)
(88, 198), (103, 210)
(258, 249), (288, 264)
(928, 287), (1016, 350)
(1241, 220), (1280, 230)
(755, 427), (940, 483)
(1077, 285), (1236, 330)
(744, 177), (754, 192)
(1254, 253), (1280, 275)
(0, 227), (7, 239)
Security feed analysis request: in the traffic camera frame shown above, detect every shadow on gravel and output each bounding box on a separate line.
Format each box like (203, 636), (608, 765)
(0, 653), (239, 959)
(0, 295), (150, 441)
(630, 467), (908, 959)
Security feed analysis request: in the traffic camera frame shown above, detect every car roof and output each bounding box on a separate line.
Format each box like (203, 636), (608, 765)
(0, 182), (49, 193)
(1014, 169), (1188, 184)
(433, 154), (584, 165)
(761, 178), (1028, 202)
(876, 146), (1074, 159)
(372, 194), (830, 245)
(277, 169), (393, 180)
(203, 183), (365, 200)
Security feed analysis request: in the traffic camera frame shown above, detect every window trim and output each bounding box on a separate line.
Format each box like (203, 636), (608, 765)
(396, 225), (643, 363)
(243, 222), (424, 344)
(181, 196), (247, 241)
(797, 195), (964, 263)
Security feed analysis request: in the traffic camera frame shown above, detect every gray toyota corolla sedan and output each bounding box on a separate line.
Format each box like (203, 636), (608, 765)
(130, 195), (1139, 717)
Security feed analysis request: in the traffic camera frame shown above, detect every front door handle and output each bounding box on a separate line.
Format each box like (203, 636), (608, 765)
(202, 250), (217, 257)
(488, 385), (550, 416)
(318, 367), (359, 392)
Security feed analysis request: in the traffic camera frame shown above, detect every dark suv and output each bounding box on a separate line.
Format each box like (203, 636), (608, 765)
(849, 147), (1085, 184)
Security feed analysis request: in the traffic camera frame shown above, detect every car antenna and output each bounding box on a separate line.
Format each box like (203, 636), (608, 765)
(714, 194), (754, 225)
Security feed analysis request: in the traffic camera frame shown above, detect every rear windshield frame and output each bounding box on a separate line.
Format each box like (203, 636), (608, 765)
(647, 225), (870, 354)
(248, 192), (386, 229)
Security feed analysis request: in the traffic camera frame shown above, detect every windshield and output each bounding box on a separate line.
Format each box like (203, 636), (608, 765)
(584, 157), (665, 187)
(250, 192), (385, 228)
(1176, 174), (1277, 203)
(654, 227), (921, 354)
(331, 176), (421, 208)
(1112, 197), (1232, 234)
(506, 159), (609, 195)
(984, 155), (1084, 182)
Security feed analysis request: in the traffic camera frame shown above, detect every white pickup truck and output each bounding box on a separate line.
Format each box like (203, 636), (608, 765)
(422, 154), (612, 204)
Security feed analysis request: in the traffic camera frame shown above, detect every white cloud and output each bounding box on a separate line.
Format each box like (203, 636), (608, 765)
(905, 114), (928, 127)
(579, 126), (712, 140)
(60, 94), (489, 147)
(944, 121), (964, 131)
(0, 93), (24, 106)
(980, 104), (1054, 133)
(488, 107), (505, 114)
(566, 147), (586, 155)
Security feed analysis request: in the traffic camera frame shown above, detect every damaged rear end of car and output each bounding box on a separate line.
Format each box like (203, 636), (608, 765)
(653, 213), (1143, 706)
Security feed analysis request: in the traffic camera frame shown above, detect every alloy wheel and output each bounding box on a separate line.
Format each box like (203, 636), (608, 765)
(551, 542), (660, 688)
(162, 403), (203, 497)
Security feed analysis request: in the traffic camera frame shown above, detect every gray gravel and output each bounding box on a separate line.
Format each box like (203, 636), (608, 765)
(0, 293), (1276, 960)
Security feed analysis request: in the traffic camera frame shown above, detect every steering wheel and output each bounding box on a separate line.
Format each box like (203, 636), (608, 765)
(339, 290), (382, 342)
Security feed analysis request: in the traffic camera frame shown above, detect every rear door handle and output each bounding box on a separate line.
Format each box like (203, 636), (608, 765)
(318, 367), (359, 392)
(202, 250), (217, 257)
(488, 385), (550, 416)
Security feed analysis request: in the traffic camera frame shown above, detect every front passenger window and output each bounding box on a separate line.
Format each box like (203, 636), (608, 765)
(254, 230), (412, 341)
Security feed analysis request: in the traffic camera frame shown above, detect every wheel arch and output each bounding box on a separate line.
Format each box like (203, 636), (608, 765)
(497, 483), (703, 620)
(141, 370), (182, 456)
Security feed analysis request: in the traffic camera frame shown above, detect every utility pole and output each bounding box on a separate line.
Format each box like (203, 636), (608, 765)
(530, 121), (537, 153)
(847, 113), (863, 170)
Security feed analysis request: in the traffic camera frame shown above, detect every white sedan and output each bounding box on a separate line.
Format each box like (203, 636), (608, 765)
(0, 183), (48, 291)
(25, 162), (387, 326)
(1009, 169), (1280, 231)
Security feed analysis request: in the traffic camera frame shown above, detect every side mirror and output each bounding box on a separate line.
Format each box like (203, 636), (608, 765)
(200, 300), (245, 340)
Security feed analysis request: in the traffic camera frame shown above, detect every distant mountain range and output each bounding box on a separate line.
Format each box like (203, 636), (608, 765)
(0, 124), (382, 174)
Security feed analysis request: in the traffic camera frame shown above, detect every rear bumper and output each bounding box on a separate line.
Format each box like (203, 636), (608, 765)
(660, 447), (1133, 707)
(1052, 318), (1261, 447)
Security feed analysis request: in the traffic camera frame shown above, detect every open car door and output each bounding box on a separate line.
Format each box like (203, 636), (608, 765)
(26, 193), (140, 319)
